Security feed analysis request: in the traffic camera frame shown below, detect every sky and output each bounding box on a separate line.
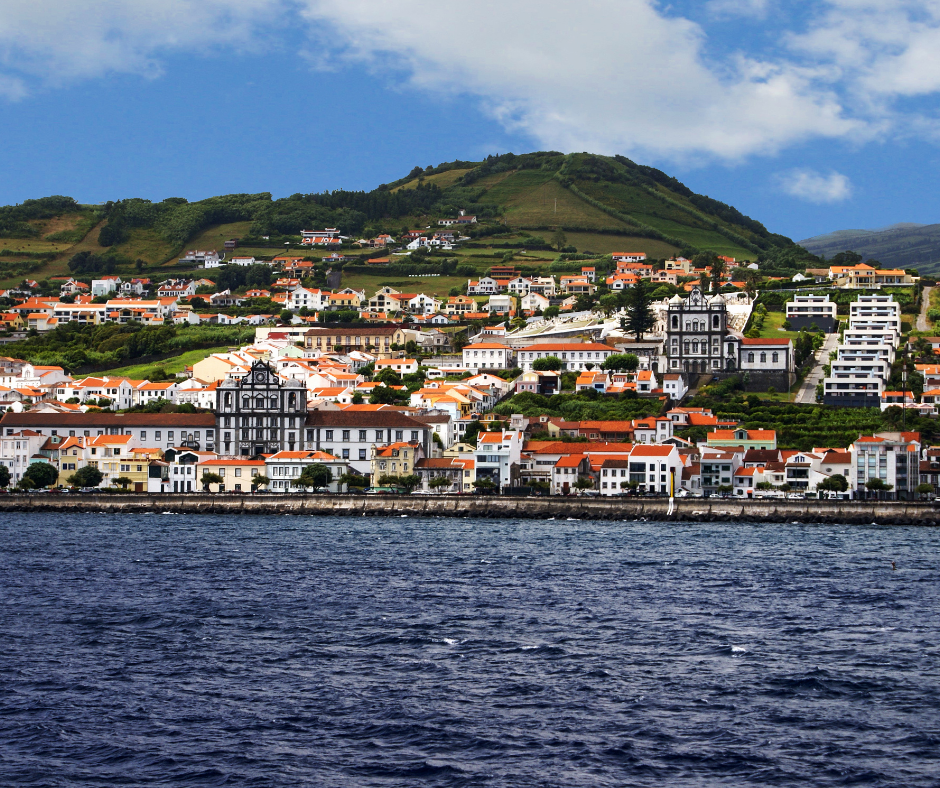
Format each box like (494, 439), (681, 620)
(2, 0), (940, 241)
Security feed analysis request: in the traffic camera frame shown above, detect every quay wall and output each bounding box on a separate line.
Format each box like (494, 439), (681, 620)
(0, 494), (938, 525)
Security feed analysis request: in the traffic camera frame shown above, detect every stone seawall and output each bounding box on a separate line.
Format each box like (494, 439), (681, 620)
(1, 494), (938, 525)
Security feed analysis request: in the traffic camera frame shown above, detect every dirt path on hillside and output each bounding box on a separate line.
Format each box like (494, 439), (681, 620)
(916, 286), (933, 332)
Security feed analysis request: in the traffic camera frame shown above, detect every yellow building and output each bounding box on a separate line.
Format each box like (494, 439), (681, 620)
(198, 458), (267, 492)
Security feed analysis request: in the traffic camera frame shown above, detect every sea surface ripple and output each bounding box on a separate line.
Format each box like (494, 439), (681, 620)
(0, 514), (938, 786)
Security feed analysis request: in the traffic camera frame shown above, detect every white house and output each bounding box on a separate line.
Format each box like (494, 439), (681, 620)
(516, 343), (614, 371)
(662, 373), (688, 400)
(462, 342), (514, 371)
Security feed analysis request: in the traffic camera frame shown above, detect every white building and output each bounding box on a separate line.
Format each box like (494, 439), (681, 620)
(462, 342), (514, 371)
(516, 343), (614, 372)
(785, 294), (838, 331)
(474, 430), (523, 491)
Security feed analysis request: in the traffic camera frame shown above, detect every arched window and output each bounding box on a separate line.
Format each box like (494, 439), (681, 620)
(713, 315), (720, 329)
(672, 316), (678, 329)
(241, 395), (249, 409)
(255, 396), (264, 409)
(760, 352), (767, 363)
(747, 352), (754, 363)
(269, 396), (278, 408)
(684, 342), (690, 354)
(692, 320), (699, 332)
(288, 392), (296, 409)
(692, 341), (699, 353)
(772, 352), (779, 363)
(726, 344), (733, 356)
(224, 393), (232, 408)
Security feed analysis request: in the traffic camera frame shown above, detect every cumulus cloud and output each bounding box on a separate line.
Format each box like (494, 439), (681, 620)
(296, 0), (858, 160)
(777, 169), (852, 203)
(0, 0), (281, 84)
(3, 0), (940, 163)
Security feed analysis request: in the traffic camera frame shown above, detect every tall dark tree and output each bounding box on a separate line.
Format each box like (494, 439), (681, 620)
(623, 280), (656, 340)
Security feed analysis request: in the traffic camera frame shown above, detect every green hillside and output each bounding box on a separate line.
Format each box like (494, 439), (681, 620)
(0, 152), (808, 291)
(800, 223), (940, 274)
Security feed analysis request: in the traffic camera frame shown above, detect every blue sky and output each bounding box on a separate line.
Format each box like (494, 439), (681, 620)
(2, 0), (940, 242)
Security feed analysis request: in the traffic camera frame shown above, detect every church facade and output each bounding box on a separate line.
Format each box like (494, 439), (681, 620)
(662, 288), (794, 391)
(216, 360), (308, 456)
(664, 288), (742, 375)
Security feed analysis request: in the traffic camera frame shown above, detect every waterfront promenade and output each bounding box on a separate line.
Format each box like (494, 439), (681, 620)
(1, 493), (938, 525)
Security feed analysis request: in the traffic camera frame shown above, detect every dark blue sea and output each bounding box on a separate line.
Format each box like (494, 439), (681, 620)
(1, 514), (938, 787)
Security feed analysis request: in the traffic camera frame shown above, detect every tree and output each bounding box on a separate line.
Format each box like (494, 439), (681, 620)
(602, 353), (640, 373)
(429, 476), (452, 493)
(0, 464), (9, 488)
(755, 481), (773, 491)
(279, 309), (294, 324)
(623, 279), (656, 340)
(113, 476), (134, 491)
(710, 255), (726, 292)
(552, 229), (568, 251)
(543, 305), (560, 319)
(339, 472), (367, 489)
(20, 462), (58, 489)
(599, 293), (619, 315)
(574, 476), (594, 490)
(68, 465), (104, 488)
(472, 477), (496, 492)
(200, 472), (223, 491)
(351, 391), (364, 405)
(370, 385), (404, 405)
(374, 368), (402, 386)
(817, 474), (848, 493)
(779, 483), (792, 499)
(299, 463), (333, 491)
(251, 474), (269, 491)
(916, 482), (934, 499)
(533, 355), (564, 371)
(865, 478), (893, 498)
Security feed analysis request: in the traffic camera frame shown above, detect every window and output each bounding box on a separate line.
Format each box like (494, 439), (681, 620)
(359, 430), (367, 441)
(713, 315), (719, 329)
(411, 431), (419, 441)
(155, 431), (161, 441)
(760, 352), (767, 363)
(395, 430), (404, 441)
(772, 352), (779, 363)
(140, 431), (147, 440)
(342, 430), (350, 441)
(375, 430), (384, 441)
(672, 315), (678, 329)
(747, 353), (754, 363)
(325, 430), (334, 441)
(359, 449), (366, 460)
(342, 449), (350, 459)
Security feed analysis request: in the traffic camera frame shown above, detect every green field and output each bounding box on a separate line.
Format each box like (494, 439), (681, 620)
(394, 169), (474, 192)
(184, 221), (255, 253)
(478, 172), (632, 231)
(75, 347), (230, 380)
(562, 232), (680, 258)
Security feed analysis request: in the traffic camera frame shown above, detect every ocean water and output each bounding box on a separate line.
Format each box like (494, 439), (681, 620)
(0, 514), (938, 787)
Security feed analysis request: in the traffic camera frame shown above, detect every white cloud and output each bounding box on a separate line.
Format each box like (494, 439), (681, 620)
(3, 0), (940, 163)
(706, 0), (770, 18)
(0, 73), (26, 100)
(0, 0), (282, 84)
(777, 169), (852, 203)
(296, 0), (858, 160)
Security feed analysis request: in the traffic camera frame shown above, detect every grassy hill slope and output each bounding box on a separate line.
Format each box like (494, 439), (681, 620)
(0, 152), (807, 290)
(800, 223), (940, 274)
